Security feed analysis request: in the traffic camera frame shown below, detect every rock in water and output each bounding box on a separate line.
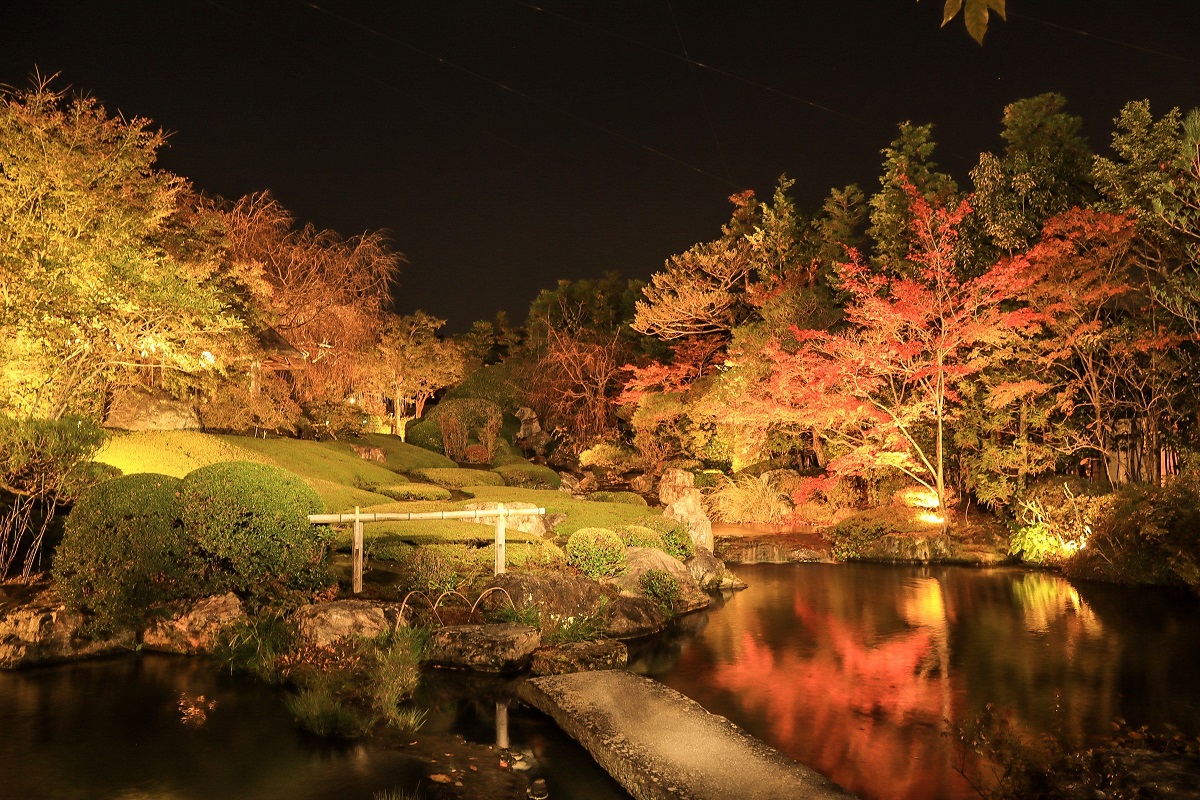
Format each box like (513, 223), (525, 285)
(142, 593), (245, 654)
(424, 623), (541, 672)
(531, 640), (629, 675)
(292, 599), (408, 647)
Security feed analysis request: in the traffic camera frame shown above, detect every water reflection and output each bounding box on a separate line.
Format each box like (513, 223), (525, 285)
(636, 564), (1200, 800)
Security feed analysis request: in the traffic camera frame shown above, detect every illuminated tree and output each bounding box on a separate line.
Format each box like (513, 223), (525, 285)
(729, 184), (1040, 512)
(372, 312), (465, 437)
(223, 191), (402, 405)
(0, 80), (241, 419)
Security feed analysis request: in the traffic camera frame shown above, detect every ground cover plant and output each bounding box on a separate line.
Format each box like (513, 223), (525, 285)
(409, 467), (505, 489)
(460, 486), (659, 537)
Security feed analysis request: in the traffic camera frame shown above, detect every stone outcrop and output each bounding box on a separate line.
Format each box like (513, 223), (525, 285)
(424, 623), (541, 672)
(714, 533), (830, 564)
(664, 489), (715, 552)
(460, 501), (550, 537)
(142, 593), (245, 654)
(104, 389), (201, 431)
(479, 571), (605, 627)
(657, 468), (695, 506)
(685, 549), (748, 591)
(628, 473), (655, 495)
(607, 547), (709, 613)
(515, 407), (551, 456)
(531, 640), (628, 676)
(292, 599), (408, 647)
(481, 570), (676, 641)
(603, 595), (667, 640)
(0, 589), (129, 668)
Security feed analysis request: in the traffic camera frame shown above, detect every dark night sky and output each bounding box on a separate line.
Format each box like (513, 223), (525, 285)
(3, 1), (1199, 331)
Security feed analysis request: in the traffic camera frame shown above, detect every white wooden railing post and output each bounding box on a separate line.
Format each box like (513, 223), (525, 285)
(352, 506), (364, 594)
(494, 503), (506, 576)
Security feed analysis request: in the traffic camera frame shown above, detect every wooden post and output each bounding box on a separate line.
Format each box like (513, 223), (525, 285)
(495, 701), (509, 749)
(494, 502), (506, 576)
(352, 505), (364, 594)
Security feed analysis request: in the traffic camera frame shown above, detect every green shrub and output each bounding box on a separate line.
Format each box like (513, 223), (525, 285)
(635, 516), (695, 561)
(492, 463), (562, 489)
(578, 443), (640, 472)
(302, 401), (369, 440)
(587, 490), (647, 506)
(614, 524), (664, 549)
(179, 461), (330, 602)
(693, 470), (725, 490)
(407, 399), (506, 457)
(394, 544), (492, 594)
(504, 540), (567, 569)
(375, 483), (452, 501)
(409, 467), (505, 488)
(565, 527), (626, 579)
(639, 568), (682, 611)
(830, 510), (901, 561)
(445, 361), (521, 408)
(54, 473), (190, 633)
(1012, 479), (1113, 566)
(1067, 474), (1200, 592)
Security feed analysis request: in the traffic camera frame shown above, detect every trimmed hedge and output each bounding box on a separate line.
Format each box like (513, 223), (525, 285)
(179, 461), (329, 600)
(54, 473), (190, 633)
(587, 490), (647, 506)
(375, 483), (452, 501)
(565, 527), (626, 579)
(635, 515), (695, 561)
(409, 467), (505, 489)
(492, 463), (562, 490)
(615, 524), (664, 549)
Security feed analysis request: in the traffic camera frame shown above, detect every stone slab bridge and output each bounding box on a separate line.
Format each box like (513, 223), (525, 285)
(519, 670), (856, 800)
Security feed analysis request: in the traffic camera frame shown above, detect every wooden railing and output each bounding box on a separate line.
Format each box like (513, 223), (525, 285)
(308, 504), (547, 593)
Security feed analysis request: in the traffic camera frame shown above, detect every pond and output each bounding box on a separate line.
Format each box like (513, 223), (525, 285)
(636, 563), (1200, 799)
(2, 564), (1198, 799)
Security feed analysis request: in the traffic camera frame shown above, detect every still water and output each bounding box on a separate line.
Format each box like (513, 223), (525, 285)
(2, 564), (1198, 799)
(638, 563), (1200, 799)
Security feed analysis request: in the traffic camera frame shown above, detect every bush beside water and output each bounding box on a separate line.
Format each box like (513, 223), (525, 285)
(565, 527), (626, 579)
(179, 461), (330, 602)
(53, 473), (190, 633)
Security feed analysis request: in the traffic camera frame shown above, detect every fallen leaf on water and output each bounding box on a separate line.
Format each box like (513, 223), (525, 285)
(429, 774), (452, 784)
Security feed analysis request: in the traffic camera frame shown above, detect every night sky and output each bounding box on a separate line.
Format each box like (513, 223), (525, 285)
(3, 1), (1199, 331)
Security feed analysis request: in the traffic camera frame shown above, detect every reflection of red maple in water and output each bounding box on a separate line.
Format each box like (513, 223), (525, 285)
(673, 587), (974, 800)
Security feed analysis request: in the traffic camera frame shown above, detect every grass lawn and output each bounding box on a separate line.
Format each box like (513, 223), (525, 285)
(458, 486), (660, 538)
(345, 433), (456, 472)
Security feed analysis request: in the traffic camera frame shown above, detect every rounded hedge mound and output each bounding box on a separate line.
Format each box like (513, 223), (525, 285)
(410, 467), (505, 489)
(492, 463), (562, 490)
(179, 461), (328, 599)
(587, 490), (647, 506)
(635, 516), (695, 561)
(54, 473), (189, 632)
(615, 524), (664, 549)
(565, 527), (626, 579)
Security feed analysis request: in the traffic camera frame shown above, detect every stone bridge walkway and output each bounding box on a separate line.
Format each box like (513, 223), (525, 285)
(519, 669), (855, 800)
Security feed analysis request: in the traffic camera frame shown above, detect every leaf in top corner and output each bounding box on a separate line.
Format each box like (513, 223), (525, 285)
(986, 0), (1007, 20)
(942, 0), (964, 27)
(964, 0), (989, 43)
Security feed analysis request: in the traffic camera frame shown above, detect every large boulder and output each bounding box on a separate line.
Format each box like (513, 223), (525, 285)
(292, 599), (407, 647)
(664, 489), (714, 552)
(515, 407), (551, 456)
(657, 468), (695, 506)
(607, 547), (709, 613)
(104, 389), (200, 431)
(685, 549), (748, 591)
(479, 571), (605, 627)
(425, 623), (541, 672)
(603, 595), (668, 640)
(142, 593), (245, 654)
(531, 640), (628, 676)
(460, 501), (550, 537)
(0, 589), (129, 668)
